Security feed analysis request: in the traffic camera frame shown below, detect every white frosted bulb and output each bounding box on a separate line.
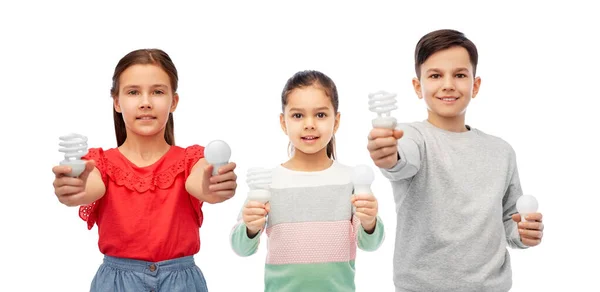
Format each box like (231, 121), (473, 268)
(352, 164), (375, 195)
(368, 91), (398, 129)
(246, 167), (273, 203)
(204, 140), (232, 176)
(58, 133), (89, 178)
(516, 195), (538, 222)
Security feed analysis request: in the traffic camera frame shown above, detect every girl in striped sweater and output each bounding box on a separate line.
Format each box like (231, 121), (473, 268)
(230, 70), (385, 292)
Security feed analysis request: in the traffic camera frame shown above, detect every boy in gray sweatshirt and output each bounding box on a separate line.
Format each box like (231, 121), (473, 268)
(366, 29), (544, 292)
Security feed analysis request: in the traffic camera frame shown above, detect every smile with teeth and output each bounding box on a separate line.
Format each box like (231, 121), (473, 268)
(438, 97), (458, 101)
(302, 136), (319, 140)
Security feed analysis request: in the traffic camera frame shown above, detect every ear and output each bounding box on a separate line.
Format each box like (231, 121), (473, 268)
(333, 112), (340, 134)
(113, 96), (122, 113)
(412, 77), (423, 99)
(170, 93), (179, 112)
(472, 77), (481, 99)
(279, 113), (288, 135)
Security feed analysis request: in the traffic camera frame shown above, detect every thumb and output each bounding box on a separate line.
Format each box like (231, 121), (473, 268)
(203, 164), (214, 181)
(393, 129), (404, 140)
(79, 160), (96, 181)
(512, 214), (521, 223)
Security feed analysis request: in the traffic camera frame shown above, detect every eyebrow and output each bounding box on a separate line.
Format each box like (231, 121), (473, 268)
(122, 84), (169, 89)
(288, 106), (331, 112)
(426, 67), (470, 73)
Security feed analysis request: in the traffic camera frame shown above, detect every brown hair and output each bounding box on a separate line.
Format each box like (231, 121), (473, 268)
(110, 49), (179, 146)
(414, 29), (478, 79)
(281, 70), (339, 160)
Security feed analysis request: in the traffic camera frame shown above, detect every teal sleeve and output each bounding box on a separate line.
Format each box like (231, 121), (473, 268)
(230, 222), (262, 257)
(357, 215), (385, 251)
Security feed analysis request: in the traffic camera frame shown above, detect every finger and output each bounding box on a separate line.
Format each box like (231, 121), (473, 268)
(247, 217), (267, 229)
(53, 165), (72, 178)
(512, 214), (521, 223)
(55, 186), (85, 197)
(53, 177), (85, 188)
(368, 128), (395, 140)
(367, 136), (398, 152)
(353, 201), (377, 210)
(518, 221), (544, 231)
(525, 212), (543, 222)
(245, 201), (266, 208)
(210, 171), (237, 184)
(243, 207), (268, 216)
(520, 237), (541, 246)
(212, 190), (235, 199)
(58, 192), (86, 207)
(354, 212), (376, 224)
(373, 153), (398, 168)
(519, 228), (543, 239)
(369, 145), (398, 161)
(265, 202), (271, 213)
(392, 129), (404, 140)
(355, 208), (378, 217)
(244, 214), (267, 223)
(217, 162), (237, 175)
(203, 164), (214, 179)
(209, 181), (237, 192)
(352, 194), (376, 201)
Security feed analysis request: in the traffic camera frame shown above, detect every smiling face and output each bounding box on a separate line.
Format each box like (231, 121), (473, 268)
(113, 64), (179, 139)
(412, 46), (481, 121)
(280, 85), (340, 157)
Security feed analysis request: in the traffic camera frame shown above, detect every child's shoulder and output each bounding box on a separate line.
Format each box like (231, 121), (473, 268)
(469, 127), (517, 156)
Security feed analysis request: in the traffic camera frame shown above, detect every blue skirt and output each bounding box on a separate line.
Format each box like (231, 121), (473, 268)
(90, 255), (208, 292)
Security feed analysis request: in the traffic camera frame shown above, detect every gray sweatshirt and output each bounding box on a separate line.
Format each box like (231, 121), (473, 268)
(381, 120), (528, 292)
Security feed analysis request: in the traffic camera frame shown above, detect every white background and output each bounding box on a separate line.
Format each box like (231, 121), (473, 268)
(1, 0), (598, 291)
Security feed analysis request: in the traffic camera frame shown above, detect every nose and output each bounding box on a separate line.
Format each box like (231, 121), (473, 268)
(138, 94), (152, 109)
(303, 117), (315, 130)
(442, 76), (456, 91)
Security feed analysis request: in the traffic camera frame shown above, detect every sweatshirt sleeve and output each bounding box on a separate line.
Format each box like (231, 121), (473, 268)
(379, 123), (424, 182)
(230, 199), (266, 256)
(502, 149), (529, 249)
(356, 215), (385, 251)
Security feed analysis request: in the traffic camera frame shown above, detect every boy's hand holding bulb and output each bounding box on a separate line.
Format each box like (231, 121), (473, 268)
(366, 91), (404, 169)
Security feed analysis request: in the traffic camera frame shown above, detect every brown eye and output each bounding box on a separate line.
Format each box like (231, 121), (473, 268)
(317, 112), (326, 118)
(429, 74), (441, 79)
(292, 113), (302, 118)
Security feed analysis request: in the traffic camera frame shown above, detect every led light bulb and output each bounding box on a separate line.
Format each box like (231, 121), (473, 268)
(204, 140), (232, 176)
(368, 90), (398, 129)
(246, 167), (273, 203)
(58, 133), (89, 177)
(516, 194), (538, 222)
(352, 164), (375, 194)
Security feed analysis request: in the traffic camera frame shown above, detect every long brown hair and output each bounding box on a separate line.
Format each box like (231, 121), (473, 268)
(110, 49), (179, 146)
(281, 70), (339, 160)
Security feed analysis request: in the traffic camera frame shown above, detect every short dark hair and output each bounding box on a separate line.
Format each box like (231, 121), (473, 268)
(414, 29), (478, 79)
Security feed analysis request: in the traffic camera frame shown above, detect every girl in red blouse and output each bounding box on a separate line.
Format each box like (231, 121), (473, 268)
(51, 49), (238, 292)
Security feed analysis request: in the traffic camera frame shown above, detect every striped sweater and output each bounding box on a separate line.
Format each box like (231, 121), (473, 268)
(230, 161), (385, 292)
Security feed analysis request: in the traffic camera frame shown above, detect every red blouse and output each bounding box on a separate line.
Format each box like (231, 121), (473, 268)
(79, 145), (205, 262)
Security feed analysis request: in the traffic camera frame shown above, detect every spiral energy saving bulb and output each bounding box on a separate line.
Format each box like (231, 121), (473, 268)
(352, 164), (375, 195)
(58, 133), (89, 177)
(516, 195), (538, 222)
(246, 167), (273, 203)
(368, 91), (398, 129)
(204, 140), (231, 176)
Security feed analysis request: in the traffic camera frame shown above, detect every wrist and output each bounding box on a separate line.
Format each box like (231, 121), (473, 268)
(362, 218), (377, 234)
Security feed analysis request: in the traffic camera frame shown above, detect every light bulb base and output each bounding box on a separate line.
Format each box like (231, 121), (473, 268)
(353, 185), (372, 195)
(60, 160), (86, 178)
(211, 162), (227, 176)
(372, 117), (397, 129)
(248, 189), (271, 203)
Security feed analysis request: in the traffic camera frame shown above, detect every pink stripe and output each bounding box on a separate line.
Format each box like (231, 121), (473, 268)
(265, 220), (357, 265)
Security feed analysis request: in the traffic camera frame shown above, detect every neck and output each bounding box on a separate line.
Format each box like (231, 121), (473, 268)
(284, 147), (332, 171)
(119, 131), (171, 166)
(427, 111), (469, 133)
